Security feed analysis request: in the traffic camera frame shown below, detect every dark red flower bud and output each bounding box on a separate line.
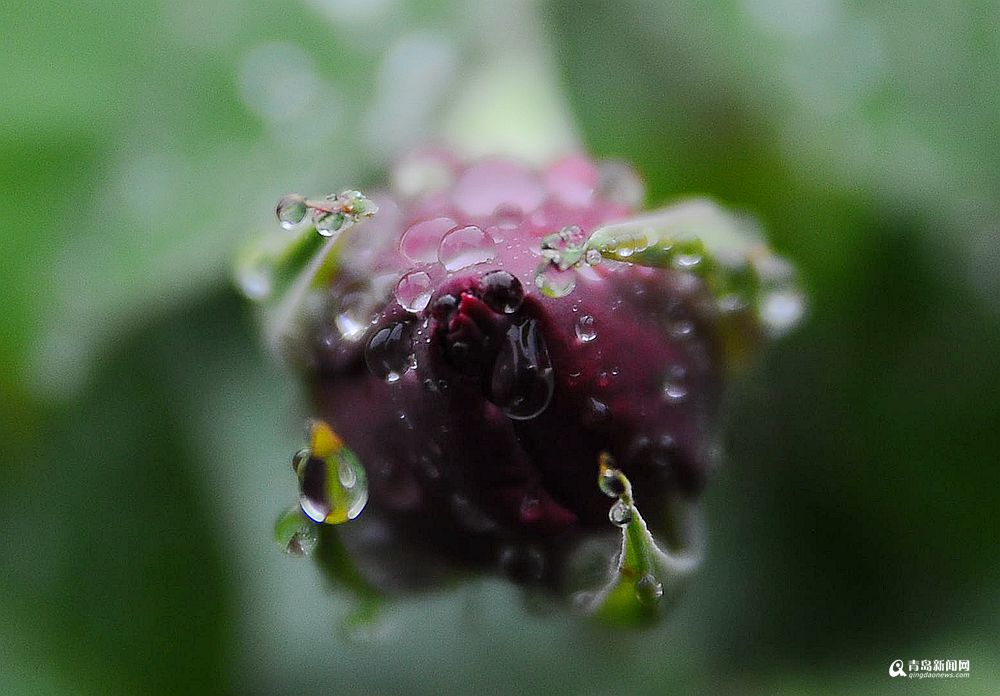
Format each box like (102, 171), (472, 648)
(242, 151), (803, 626)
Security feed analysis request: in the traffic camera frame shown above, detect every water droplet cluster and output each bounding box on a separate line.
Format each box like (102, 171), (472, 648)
(275, 189), (379, 238)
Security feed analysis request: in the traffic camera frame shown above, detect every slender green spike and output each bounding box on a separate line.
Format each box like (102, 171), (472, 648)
(584, 455), (703, 628)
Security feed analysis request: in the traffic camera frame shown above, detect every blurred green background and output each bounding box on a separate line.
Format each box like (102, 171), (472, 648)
(2, 0), (998, 693)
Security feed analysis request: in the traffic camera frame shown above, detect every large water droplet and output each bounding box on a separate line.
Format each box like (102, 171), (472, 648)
(314, 209), (347, 237)
(574, 314), (596, 342)
(394, 270), (434, 313)
(297, 449), (368, 524)
(599, 466), (627, 499)
(438, 225), (496, 271)
(365, 322), (413, 382)
(490, 319), (554, 420)
(275, 193), (308, 229)
(534, 262), (577, 298)
(400, 216), (455, 263)
(609, 499), (634, 527)
(481, 270), (524, 314)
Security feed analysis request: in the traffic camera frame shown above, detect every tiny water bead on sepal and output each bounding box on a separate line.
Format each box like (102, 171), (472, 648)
(274, 505), (319, 557)
(292, 419), (368, 525)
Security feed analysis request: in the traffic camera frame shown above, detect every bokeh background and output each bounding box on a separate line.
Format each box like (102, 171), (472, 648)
(2, 0), (998, 693)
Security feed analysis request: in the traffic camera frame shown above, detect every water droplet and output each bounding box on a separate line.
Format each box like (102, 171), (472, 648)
(669, 319), (695, 340)
(492, 203), (524, 229)
(275, 193), (308, 228)
(274, 506), (318, 556)
(335, 311), (367, 340)
(673, 253), (702, 270)
(291, 447), (310, 473)
(400, 216), (456, 263)
(759, 289), (805, 337)
(534, 262), (577, 298)
(585, 248), (602, 266)
(574, 315), (596, 342)
(490, 319), (554, 420)
(599, 466), (626, 498)
(365, 322), (413, 382)
(597, 160), (645, 208)
(587, 397), (610, 422)
(394, 270), (434, 313)
(481, 270), (524, 314)
(662, 364), (689, 403)
(540, 225), (587, 269)
(663, 383), (688, 402)
(296, 439), (368, 525)
(438, 225), (496, 271)
(314, 209), (347, 237)
(499, 544), (545, 583)
(609, 499), (633, 527)
(635, 573), (664, 606)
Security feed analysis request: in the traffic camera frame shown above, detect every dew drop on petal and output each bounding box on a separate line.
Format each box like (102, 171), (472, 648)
(365, 322), (413, 382)
(394, 270), (434, 313)
(400, 216), (455, 263)
(438, 225), (496, 271)
(490, 319), (555, 420)
(662, 364), (688, 403)
(669, 319), (695, 340)
(481, 270), (524, 314)
(275, 193), (308, 228)
(574, 314), (596, 342)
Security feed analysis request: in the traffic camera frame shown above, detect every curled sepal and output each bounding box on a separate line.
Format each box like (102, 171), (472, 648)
(582, 454), (703, 628)
(584, 199), (805, 364)
(293, 419), (368, 525)
(234, 188), (378, 361)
